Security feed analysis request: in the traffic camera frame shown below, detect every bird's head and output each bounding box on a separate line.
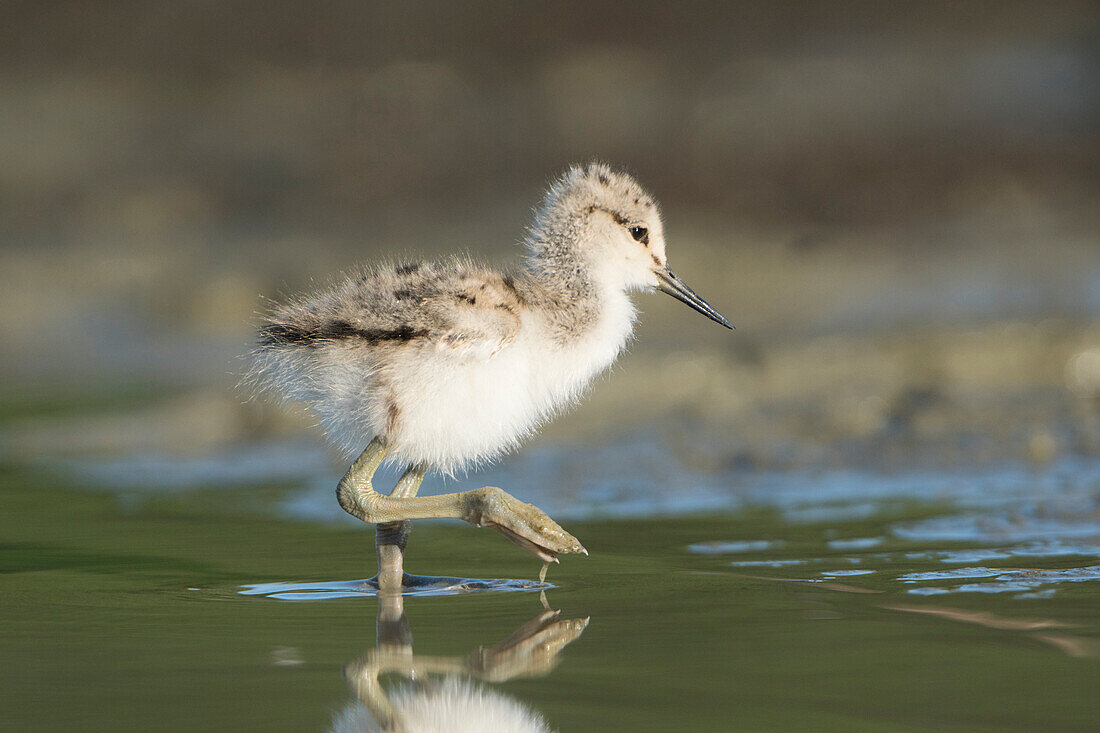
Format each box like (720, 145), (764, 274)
(529, 162), (733, 329)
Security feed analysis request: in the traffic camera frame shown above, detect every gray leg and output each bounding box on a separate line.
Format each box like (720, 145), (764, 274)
(337, 439), (587, 570)
(375, 465), (425, 592)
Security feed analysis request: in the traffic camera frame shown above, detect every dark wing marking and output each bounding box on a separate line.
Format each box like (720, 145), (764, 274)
(260, 321), (428, 348)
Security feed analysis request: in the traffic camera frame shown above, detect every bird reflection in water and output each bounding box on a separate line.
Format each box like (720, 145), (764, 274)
(332, 593), (589, 732)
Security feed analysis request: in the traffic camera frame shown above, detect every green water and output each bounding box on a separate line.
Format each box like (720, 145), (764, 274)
(2, 461), (1099, 732)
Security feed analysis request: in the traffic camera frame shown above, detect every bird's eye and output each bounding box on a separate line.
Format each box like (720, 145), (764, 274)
(629, 226), (649, 245)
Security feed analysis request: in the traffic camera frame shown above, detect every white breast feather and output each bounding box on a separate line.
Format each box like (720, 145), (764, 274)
(376, 286), (636, 473)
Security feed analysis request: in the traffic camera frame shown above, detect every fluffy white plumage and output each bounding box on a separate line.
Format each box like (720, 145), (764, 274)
(249, 163), (669, 473)
(249, 163), (731, 475)
(250, 257), (636, 474)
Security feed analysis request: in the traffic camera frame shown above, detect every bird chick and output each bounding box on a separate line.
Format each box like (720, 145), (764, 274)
(250, 163), (733, 589)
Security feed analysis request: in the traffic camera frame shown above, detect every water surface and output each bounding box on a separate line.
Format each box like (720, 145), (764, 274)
(3, 433), (1099, 731)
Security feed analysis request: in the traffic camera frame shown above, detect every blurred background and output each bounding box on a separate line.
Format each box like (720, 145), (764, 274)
(2, 0), (1098, 475)
(4, 5), (1100, 730)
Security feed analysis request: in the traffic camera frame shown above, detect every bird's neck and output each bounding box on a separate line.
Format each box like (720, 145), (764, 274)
(521, 226), (632, 345)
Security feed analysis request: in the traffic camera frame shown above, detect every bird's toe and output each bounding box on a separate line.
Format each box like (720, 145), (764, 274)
(471, 487), (587, 561)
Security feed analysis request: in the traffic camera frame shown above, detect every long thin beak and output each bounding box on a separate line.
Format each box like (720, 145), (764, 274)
(655, 268), (734, 330)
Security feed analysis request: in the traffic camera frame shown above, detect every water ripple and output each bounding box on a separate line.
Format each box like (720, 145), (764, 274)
(687, 540), (782, 554)
(239, 575), (550, 600)
(899, 564), (1100, 597)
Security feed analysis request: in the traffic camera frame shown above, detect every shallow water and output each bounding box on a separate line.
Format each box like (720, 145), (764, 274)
(3, 431), (1100, 731)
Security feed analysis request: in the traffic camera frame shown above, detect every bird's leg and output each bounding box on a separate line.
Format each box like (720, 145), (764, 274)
(375, 465), (425, 592)
(336, 437), (390, 520)
(333, 438), (426, 592)
(337, 439), (587, 565)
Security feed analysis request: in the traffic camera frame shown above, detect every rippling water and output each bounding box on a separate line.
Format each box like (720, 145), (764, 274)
(3, 430), (1099, 731)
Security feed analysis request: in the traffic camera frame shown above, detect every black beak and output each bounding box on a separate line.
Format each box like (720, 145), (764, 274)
(655, 268), (734, 330)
